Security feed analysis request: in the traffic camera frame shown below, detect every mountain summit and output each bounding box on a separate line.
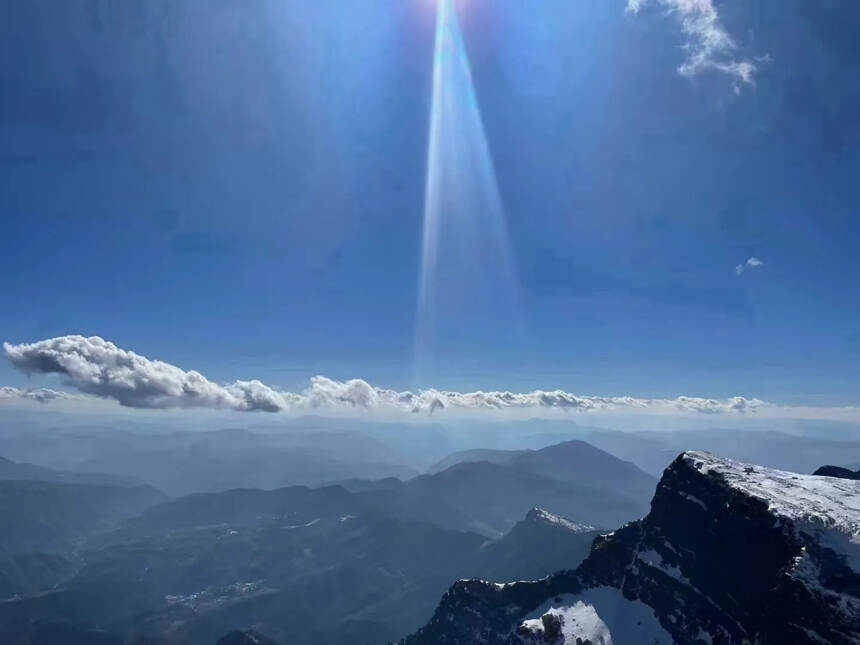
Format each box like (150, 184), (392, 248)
(404, 451), (860, 644)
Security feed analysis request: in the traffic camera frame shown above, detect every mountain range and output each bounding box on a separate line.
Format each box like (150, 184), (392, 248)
(0, 427), (418, 496)
(0, 425), (857, 644)
(0, 439), (646, 644)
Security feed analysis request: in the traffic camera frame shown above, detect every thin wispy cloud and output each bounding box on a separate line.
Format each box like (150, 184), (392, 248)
(735, 256), (764, 276)
(5, 335), (852, 422)
(0, 385), (78, 404)
(627, 0), (760, 91)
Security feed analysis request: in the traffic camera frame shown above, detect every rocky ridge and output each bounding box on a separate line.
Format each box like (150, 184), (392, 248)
(403, 451), (860, 644)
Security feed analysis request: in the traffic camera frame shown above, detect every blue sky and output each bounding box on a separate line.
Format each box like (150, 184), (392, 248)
(2, 0), (860, 412)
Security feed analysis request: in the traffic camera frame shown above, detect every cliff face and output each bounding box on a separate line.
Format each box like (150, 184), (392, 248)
(404, 452), (860, 645)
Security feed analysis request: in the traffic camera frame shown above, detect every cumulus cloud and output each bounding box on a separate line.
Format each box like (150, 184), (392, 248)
(735, 256), (764, 276)
(0, 386), (78, 404)
(4, 336), (289, 412)
(4, 335), (770, 418)
(627, 0), (759, 90)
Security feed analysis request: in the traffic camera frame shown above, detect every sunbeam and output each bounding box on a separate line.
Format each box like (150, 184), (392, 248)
(415, 0), (524, 382)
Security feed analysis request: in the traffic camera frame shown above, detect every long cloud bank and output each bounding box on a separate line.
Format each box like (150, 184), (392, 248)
(2, 335), (779, 418)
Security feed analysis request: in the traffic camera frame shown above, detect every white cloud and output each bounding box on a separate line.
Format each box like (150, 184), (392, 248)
(5, 338), (860, 421)
(6, 335), (859, 423)
(735, 256), (764, 275)
(3, 336), (289, 412)
(3, 335), (769, 418)
(0, 386), (78, 404)
(627, 0), (759, 90)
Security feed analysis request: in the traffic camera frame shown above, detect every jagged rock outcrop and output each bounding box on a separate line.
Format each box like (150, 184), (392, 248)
(521, 507), (596, 535)
(474, 508), (599, 583)
(404, 451), (860, 644)
(813, 465), (860, 480)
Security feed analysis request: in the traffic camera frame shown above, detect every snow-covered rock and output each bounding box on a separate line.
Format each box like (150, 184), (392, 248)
(525, 507), (596, 534)
(402, 451), (860, 645)
(517, 587), (671, 644)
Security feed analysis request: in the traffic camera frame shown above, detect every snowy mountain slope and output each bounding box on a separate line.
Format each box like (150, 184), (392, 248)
(403, 451), (860, 645)
(684, 451), (860, 573)
(517, 587), (672, 645)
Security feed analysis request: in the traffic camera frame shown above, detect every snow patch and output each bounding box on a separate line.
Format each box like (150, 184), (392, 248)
(678, 491), (707, 511)
(519, 601), (610, 644)
(282, 517), (320, 530)
(165, 580), (266, 610)
(517, 586), (672, 644)
(638, 549), (688, 583)
(529, 507), (596, 533)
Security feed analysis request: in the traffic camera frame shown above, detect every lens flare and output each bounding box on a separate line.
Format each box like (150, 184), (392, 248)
(415, 0), (524, 381)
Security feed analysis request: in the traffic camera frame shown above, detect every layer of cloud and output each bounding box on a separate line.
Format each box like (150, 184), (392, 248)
(0, 386), (78, 404)
(627, 0), (758, 89)
(7, 335), (858, 423)
(3, 335), (770, 418)
(735, 256), (764, 276)
(299, 376), (767, 416)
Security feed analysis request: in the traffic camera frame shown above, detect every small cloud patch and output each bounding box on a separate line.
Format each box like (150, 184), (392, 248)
(735, 256), (764, 276)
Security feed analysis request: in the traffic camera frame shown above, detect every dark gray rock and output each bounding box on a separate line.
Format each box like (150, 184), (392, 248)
(215, 630), (278, 645)
(404, 452), (860, 645)
(813, 465), (860, 480)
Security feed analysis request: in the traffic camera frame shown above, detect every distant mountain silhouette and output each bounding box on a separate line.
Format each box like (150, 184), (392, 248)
(123, 447), (648, 541)
(585, 429), (860, 476)
(505, 440), (656, 499)
(0, 428), (418, 496)
(400, 457), (650, 535)
(427, 448), (526, 473)
(0, 454), (140, 487)
(0, 479), (166, 556)
(421, 440), (656, 532)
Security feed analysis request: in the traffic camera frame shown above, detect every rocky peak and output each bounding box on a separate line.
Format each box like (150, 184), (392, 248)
(813, 465), (860, 480)
(524, 508), (596, 534)
(403, 451), (860, 645)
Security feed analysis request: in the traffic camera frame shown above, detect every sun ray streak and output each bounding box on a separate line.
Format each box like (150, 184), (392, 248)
(415, 0), (524, 383)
